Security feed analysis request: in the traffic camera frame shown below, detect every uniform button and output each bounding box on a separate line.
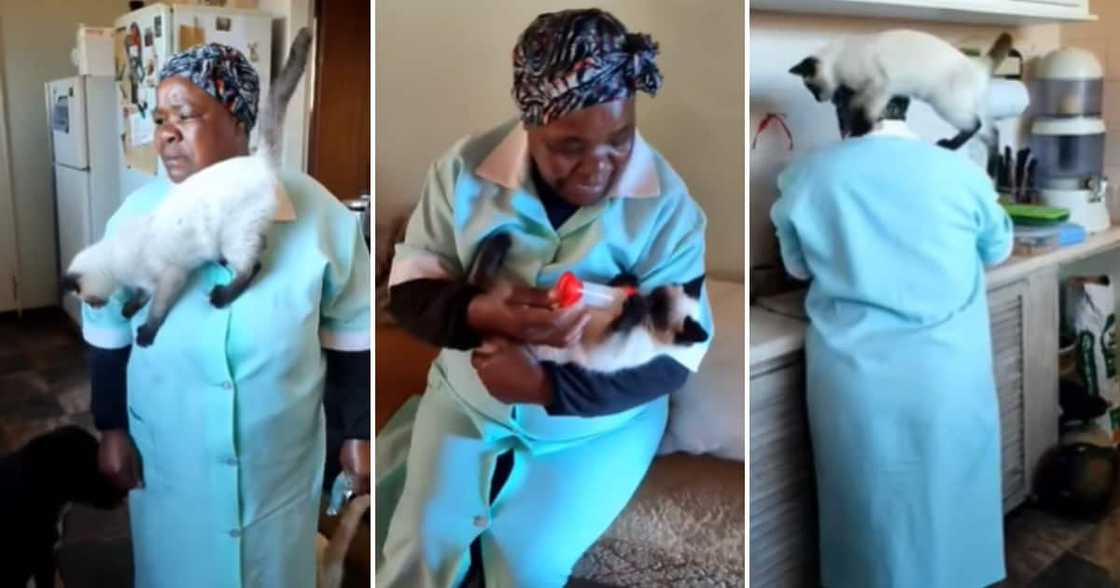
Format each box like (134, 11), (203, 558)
(223, 457), (238, 466)
(221, 381), (233, 390)
(473, 516), (488, 528)
(228, 529), (241, 538)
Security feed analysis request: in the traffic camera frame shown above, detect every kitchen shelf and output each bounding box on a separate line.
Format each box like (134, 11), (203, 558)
(751, 0), (1096, 25)
(988, 224), (1120, 288)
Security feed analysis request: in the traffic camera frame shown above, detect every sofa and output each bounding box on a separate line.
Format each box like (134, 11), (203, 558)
(374, 279), (745, 587)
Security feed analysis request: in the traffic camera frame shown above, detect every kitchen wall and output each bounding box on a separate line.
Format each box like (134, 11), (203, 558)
(748, 10), (1063, 285)
(375, 0), (745, 281)
(1059, 0), (1120, 300)
(1062, 0), (1120, 217)
(1, 1), (122, 310)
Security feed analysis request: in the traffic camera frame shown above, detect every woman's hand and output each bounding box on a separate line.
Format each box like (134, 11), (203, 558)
(468, 283), (590, 347)
(471, 338), (554, 406)
(99, 429), (143, 491)
(340, 439), (370, 496)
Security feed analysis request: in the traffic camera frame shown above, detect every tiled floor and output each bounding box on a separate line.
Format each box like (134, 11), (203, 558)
(4, 308), (1120, 586)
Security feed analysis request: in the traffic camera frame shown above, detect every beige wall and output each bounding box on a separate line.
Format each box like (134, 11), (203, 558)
(2, 1), (122, 309)
(748, 10), (1062, 276)
(375, 0), (745, 280)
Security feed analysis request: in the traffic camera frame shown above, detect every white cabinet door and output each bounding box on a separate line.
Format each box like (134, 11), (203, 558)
(749, 353), (818, 588)
(988, 280), (1030, 510)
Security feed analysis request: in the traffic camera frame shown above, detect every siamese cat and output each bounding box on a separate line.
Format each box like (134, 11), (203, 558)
(468, 232), (709, 373)
(789, 29), (1013, 150)
(62, 29), (313, 347)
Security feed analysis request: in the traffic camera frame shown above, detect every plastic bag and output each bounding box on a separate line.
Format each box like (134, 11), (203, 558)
(1064, 276), (1120, 444)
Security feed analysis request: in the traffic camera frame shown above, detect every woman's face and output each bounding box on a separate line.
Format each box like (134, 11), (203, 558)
(154, 77), (249, 183)
(527, 98), (636, 206)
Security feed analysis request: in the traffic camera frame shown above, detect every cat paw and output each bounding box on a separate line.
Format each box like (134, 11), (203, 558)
(210, 286), (231, 308)
(135, 325), (156, 347)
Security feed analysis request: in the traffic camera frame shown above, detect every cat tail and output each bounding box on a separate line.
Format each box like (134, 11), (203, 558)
(318, 493), (371, 588)
(258, 27), (314, 167)
(982, 33), (1014, 73)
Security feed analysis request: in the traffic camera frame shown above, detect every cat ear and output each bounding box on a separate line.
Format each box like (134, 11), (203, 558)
(682, 274), (705, 299)
(674, 316), (709, 345)
(789, 57), (818, 78)
(609, 294), (649, 333)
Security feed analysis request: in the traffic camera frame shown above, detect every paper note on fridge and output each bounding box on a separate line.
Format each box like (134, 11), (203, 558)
(130, 112), (155, 146)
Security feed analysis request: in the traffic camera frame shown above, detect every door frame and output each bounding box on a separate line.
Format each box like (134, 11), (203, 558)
(0, 24), (22, 314)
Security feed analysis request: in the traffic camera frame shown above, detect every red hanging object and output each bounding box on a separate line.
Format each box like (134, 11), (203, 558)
(751, 113), (794, 151)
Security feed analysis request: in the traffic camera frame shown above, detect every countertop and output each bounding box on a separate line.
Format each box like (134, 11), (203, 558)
(749, 225), (1120, 368)
(750, 308), (806, 370)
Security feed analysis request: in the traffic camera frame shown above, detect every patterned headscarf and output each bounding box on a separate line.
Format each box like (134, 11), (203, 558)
(512, 9), (662, 127)
(158, 43), (260, 131)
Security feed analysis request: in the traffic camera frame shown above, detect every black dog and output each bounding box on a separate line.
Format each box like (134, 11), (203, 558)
(0, 425), (126, 587)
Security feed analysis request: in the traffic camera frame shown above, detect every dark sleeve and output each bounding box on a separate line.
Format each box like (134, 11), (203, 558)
(88, 345), (131, 431)
(388, 278), (482, 350)
(324, 349), (370, 441)
(542, 355), (691, 417)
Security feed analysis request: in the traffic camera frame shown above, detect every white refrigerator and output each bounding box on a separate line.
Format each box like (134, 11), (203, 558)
(47, 76), (121, 326)
(115, 3), (274, 196)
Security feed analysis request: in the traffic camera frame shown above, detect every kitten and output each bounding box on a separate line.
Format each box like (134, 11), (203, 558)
(789, 29), (1013, 150)
(468, 232), (709, 373)
(62, 29), (313, 347)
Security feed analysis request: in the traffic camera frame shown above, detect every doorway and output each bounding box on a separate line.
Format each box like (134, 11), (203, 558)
(307, 0), (370, 202)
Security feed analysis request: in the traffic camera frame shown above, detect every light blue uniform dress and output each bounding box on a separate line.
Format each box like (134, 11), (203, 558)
(376, 120), (712, 588)
(81, 170), (371, 587)
(770, 122), (1014, 588)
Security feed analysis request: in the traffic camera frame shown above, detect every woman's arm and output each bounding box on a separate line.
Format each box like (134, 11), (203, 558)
(975, 183), (1013, 267)
(470, 343), (691, 416)
(324, 349), (370, 440)
(388, 279), (482, 350)
(543, 356), (690, 416)
(772, 168), (812, 281)
(89, 345), (130, 430)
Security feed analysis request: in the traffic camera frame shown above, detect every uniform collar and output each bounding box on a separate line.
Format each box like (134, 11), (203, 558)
(475, 123), (661, 199)
(867, 119), (919, 140)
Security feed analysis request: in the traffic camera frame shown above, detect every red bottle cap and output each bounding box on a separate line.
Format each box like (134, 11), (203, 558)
(553, 272), (583, 308)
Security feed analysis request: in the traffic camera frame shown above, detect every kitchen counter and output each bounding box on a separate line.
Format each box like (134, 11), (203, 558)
(749, 308), (806, 368)
(749, 224), (1120, 367)
(987, 224), (1120, 288)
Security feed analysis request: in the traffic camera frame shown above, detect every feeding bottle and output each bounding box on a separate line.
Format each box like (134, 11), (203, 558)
(550, 272), (636, 309)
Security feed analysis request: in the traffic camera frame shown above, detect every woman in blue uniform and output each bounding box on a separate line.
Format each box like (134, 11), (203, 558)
(771, 92), (1013, 587)
(81, 44), (370, 586)
(376, 9), (712, 588)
